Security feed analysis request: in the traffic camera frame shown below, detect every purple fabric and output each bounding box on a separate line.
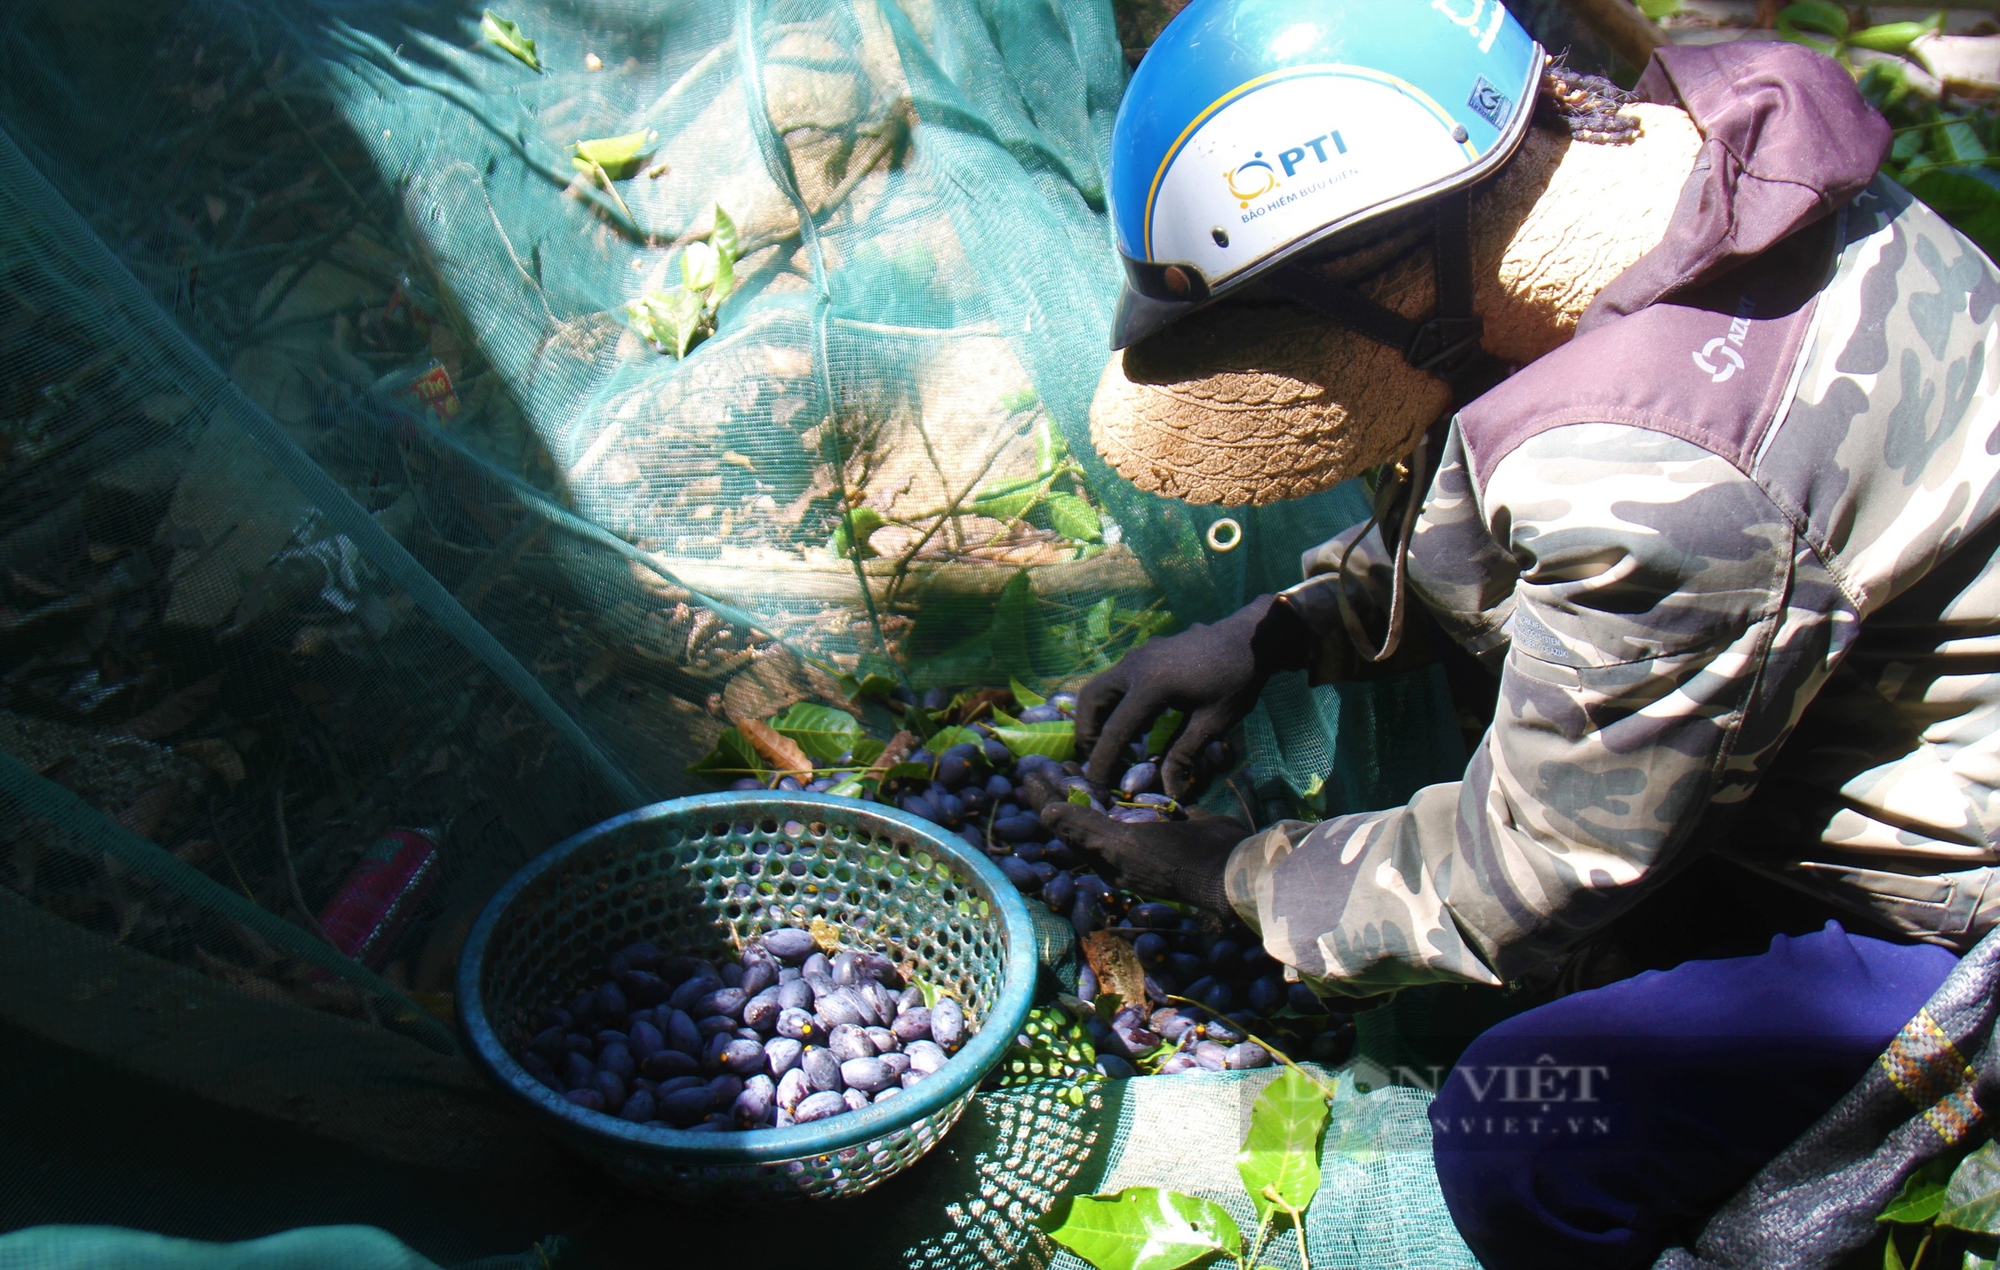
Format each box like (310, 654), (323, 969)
(1455, 41), (1888, 489)
(1457, 212), (1830, 483)
(1430, 923), (1958, 1270)
(1583, 42), (1890, 331)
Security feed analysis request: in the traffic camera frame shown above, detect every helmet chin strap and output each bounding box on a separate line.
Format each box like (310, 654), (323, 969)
(1330, 431), (1428, 664)
(1265, 189), (1502, 400)
(1271, 189), (1500, 664)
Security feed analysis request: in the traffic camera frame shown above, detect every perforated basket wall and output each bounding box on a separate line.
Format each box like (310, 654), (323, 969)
(457, 790), (1038, 1200)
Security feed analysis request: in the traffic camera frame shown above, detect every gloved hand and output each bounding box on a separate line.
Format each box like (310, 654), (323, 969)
(1075, 593), (1311, 798)
(1019, 768), (1248, 920)
(1039, 802), (1247, 920)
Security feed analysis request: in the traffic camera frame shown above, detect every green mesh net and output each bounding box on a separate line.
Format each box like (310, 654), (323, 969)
(0, 0), (1545, 1258)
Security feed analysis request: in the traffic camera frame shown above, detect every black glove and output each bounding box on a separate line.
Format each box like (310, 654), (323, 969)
(1036, 800), (1247, 920)
(1019, 770), (1245, 917)
(1075, 593), (1311, 798)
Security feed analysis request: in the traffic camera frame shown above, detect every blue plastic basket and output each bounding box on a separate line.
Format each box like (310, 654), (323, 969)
(457, 791), (1040, 1199)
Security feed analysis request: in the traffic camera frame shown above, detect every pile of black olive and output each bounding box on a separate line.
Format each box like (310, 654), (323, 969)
(514, 927), (970, 1130)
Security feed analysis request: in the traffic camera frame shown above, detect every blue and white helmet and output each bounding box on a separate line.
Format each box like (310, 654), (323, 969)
(1108, 0), (1545, 365)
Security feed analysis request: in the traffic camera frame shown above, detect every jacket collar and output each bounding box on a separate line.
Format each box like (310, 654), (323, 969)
(1579, 41), (1889, 334)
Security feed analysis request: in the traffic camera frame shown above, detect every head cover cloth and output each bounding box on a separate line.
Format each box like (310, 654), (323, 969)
(1091, 101), (1703, 506)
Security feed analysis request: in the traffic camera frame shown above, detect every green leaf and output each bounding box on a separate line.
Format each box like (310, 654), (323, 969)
(1939, 119), (1992, 168)
(1964, 1251), (1997, 1269)
(1048, 492), (1103, 542)
(829, 507), (885, 560)
(1236, 1066), (1332, 1227)
(993, 720), (1075, 761)
(848, 736), (887, 767)
(769, 703), (862, 763)
(480, 11), (542, 70)
(1086, 596), (1116, 644)
(1144, 709), (1186, 759)
(1939, 1141), (2000, 1233)
(1034, 415), (1066, 476)
(968, 485), (1042, 521)
(926, 725), (986, 753)
(711, 204), (740, 266)
(878, 761), (932, 785)
(1907, 171), (2000, 264)
(1034, 1188), (1242, 1270)
(912, 976), (940, 1008)
(1848, 18), (1940, 54)
(710, 242), (736, 305)
(1092, 992), (1125, 1026)
(627, 288), (709, 359)
(572, 130), (658, 179)
(1000, 389), (1039, 414)
(688, 727), (764, 777)
(903, 702), (940, 741)
(974, 473), (1046, 502)
(1879, 1158), (1955, 1225)
(1010, 678), (1046, 707)
(1636, 0), (1679, 18)
(1778, 2), (1847, 38)
(839, 672), (900, 702)
(682, 241), (720, 293)
(1885, 1233), (1908, 1270)
(825, 776), (869, 798)
(1067, 785), (1093, 806)
(992, 570), (1037, 680)
(1119, 608), (1177, 643)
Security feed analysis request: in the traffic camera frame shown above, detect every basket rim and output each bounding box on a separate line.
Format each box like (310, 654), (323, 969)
(457, 790), (1041, 1168)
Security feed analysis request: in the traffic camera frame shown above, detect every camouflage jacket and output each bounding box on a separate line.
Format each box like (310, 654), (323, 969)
(1226, 42), (2000, 997)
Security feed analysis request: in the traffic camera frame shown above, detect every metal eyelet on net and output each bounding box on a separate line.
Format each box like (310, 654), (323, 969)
(1206, 517), (1242, 553)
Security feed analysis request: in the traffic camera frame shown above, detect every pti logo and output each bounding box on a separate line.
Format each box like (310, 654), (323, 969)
(1224, 152), (1280, 208)
(1224, 132), (1347, 209)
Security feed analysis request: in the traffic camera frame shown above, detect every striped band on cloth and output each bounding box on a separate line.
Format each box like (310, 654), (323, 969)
(1878, 1008), (1983, 1145)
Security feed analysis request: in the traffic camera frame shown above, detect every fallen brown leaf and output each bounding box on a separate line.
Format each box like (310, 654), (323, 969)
(866, 731), (917, 783)
(117, 670), (225, 740)
(178, 737), (246, 788)
(1081, 931), (1147, 1010)
(956, 688), (1013, 725)
(113, 782), (180, 839)
(734, 717), (813, 775)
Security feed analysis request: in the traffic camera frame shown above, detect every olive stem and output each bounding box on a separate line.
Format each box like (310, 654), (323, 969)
(1241, 1210), (1274, 1269)
(1163, 994), (1340, 1100)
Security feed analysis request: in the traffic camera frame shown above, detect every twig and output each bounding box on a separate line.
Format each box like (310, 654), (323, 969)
(272, 767), (332, 946)
(455, 514), (549, 614)
(671, 99), (914, 258)
(233, 229), (352, 346)
(881, 411), (1035, 609)
(1165, 993), (1341, 1100)
(206, 798), (258, 903)
(973, 449), (1089, 552)
(1243, 1211), (1275, 1269)
(1226, 776), (1258, 830)
(636, 40), (737, 134)
(1291, 1205), (1312, 1270)
(585, 157), (636, 225)
(271, 87), (385, 227)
